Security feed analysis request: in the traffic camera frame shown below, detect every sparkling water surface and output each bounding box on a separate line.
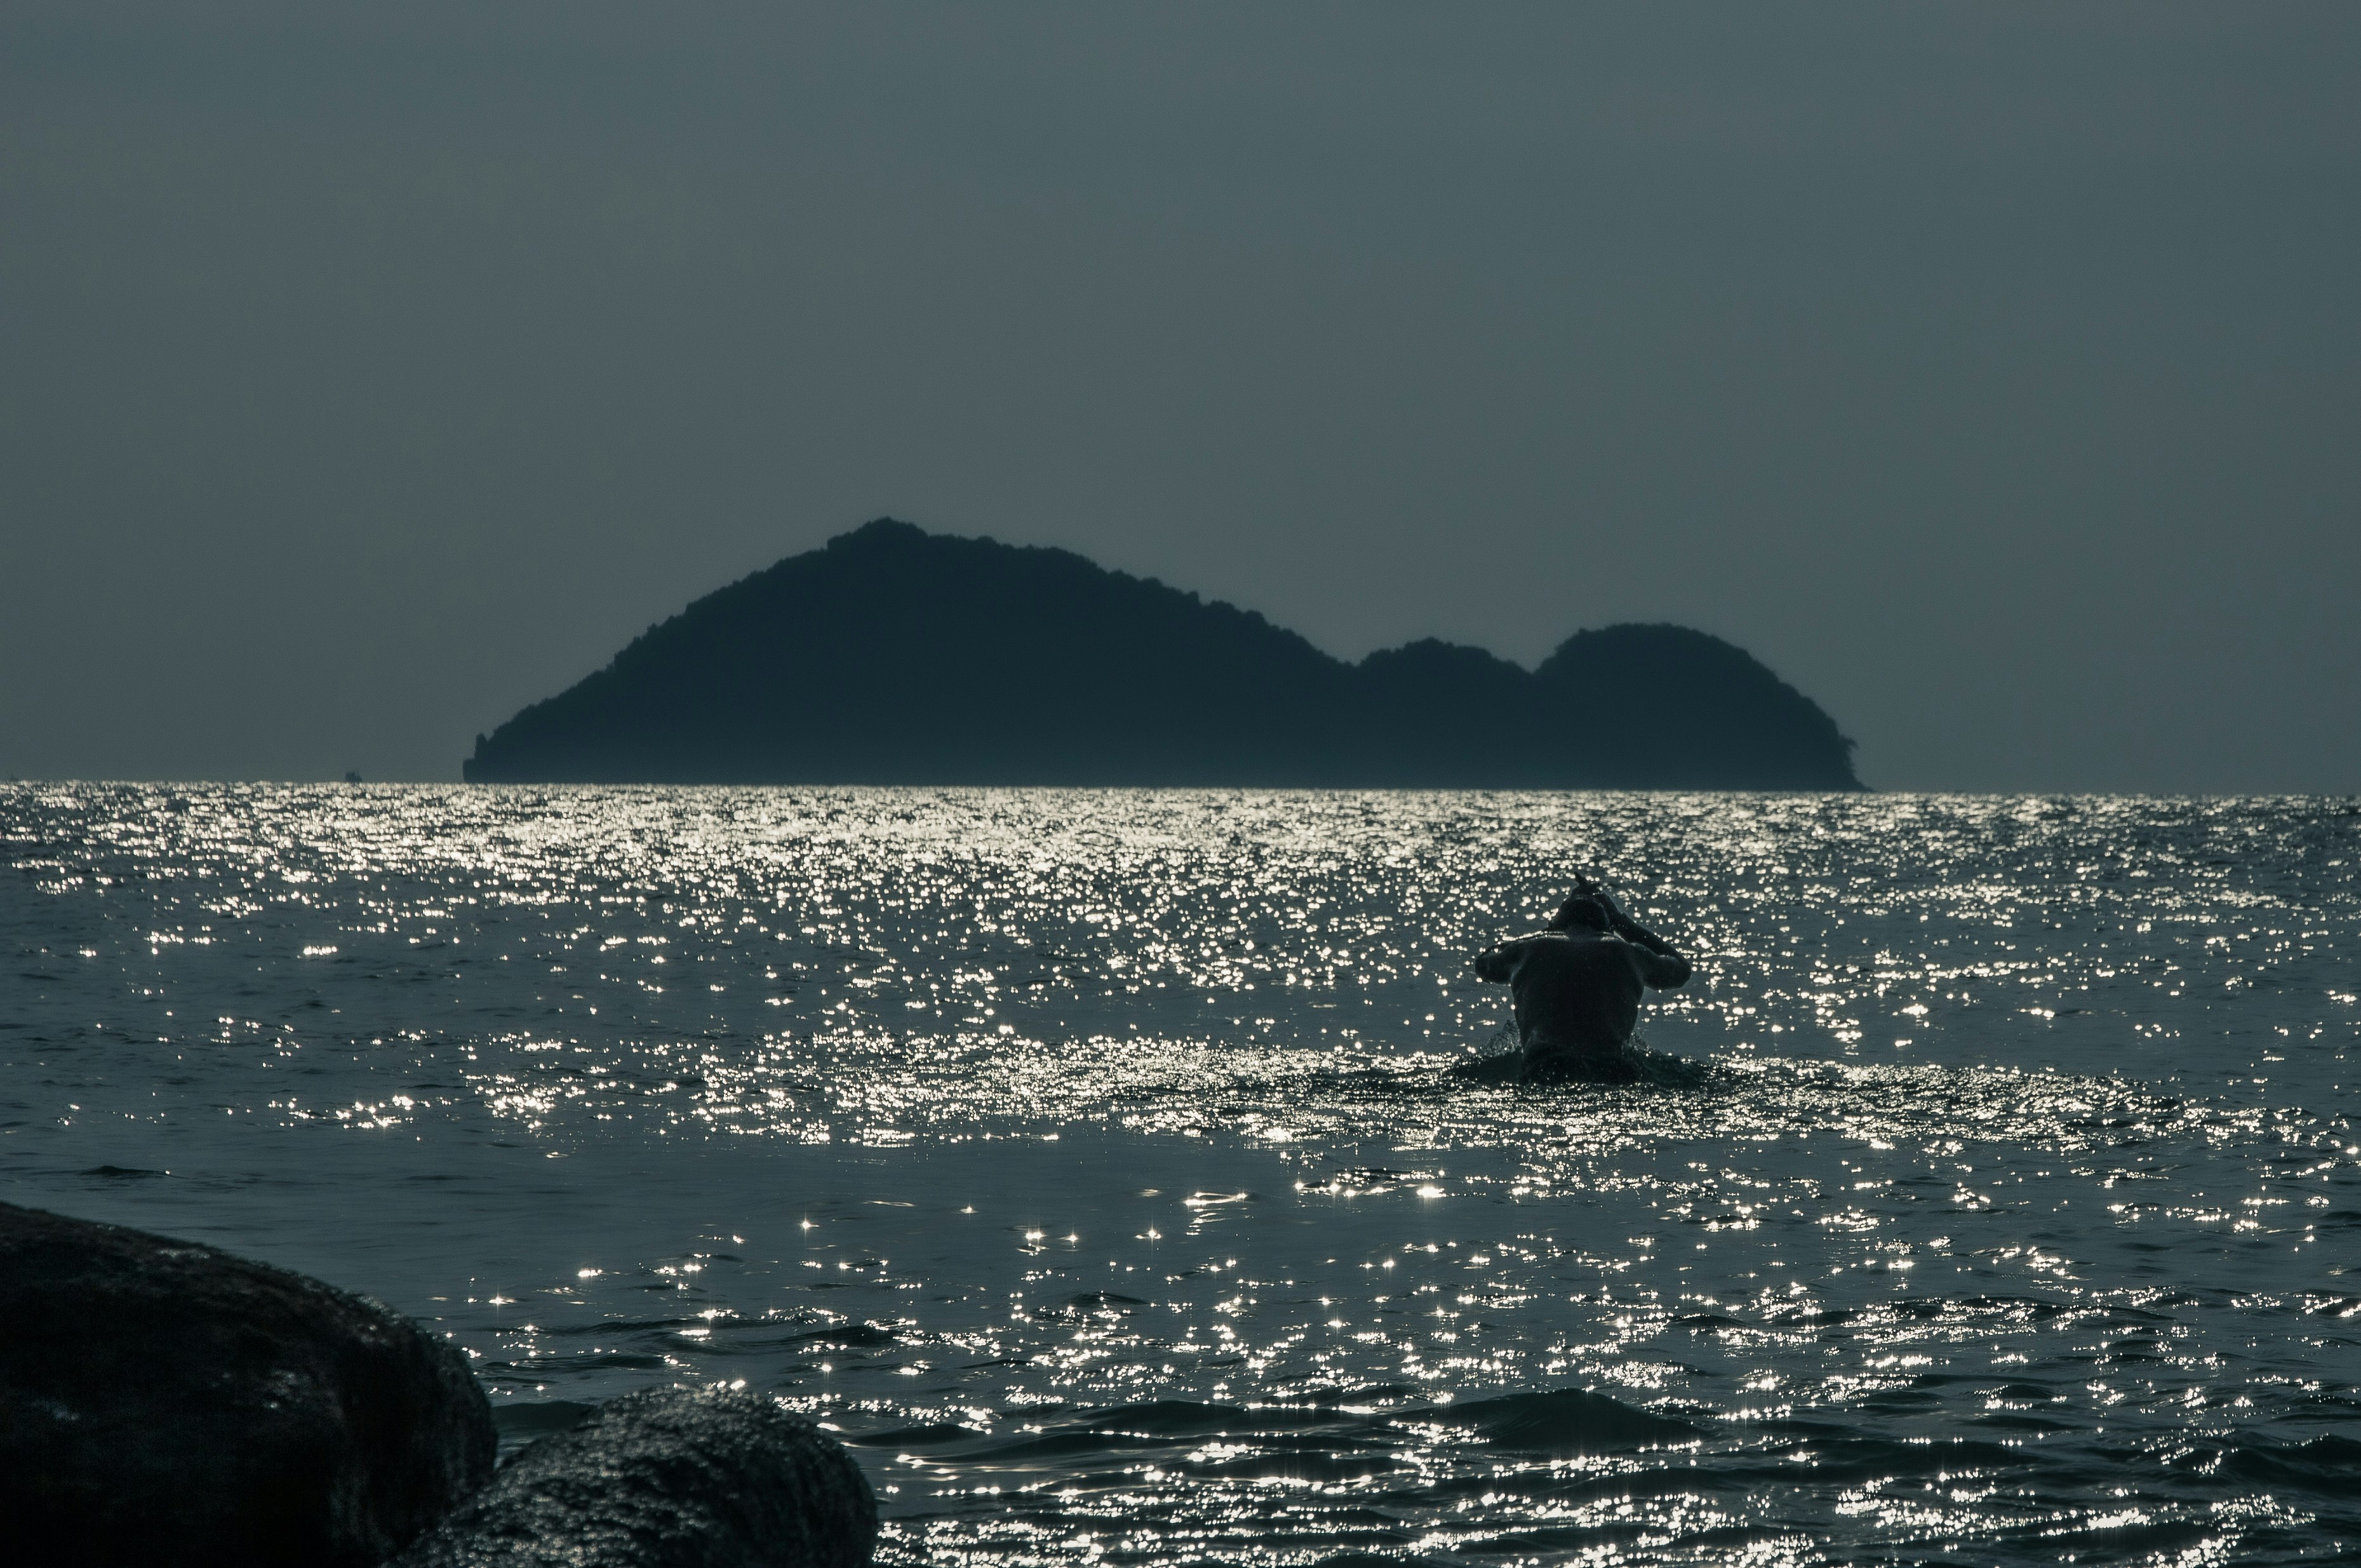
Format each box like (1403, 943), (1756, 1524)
(4, 785), (2357, 1565)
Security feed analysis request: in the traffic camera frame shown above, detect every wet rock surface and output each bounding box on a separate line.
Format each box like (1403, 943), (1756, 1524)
(0, 1201), (494, 1568)
(392, 1386), (878, 1568)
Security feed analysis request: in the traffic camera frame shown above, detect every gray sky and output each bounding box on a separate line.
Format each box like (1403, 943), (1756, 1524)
(4, 2), (2356, 791)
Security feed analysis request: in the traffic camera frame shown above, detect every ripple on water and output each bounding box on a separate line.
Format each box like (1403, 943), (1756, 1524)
(3, 784), (2356, 1565)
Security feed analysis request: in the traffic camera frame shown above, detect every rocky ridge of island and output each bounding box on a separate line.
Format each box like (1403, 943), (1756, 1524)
(464, 519), (1861, 790)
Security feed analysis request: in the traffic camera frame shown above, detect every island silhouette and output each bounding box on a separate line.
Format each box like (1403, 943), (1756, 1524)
(463, 519), (1861, 789)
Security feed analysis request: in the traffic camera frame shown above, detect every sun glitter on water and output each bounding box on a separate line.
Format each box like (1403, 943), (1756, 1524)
(4, 784), (2357, 1565)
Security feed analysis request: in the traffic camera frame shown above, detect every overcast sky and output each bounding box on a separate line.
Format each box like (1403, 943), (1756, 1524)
(4, 2), (2355, 791)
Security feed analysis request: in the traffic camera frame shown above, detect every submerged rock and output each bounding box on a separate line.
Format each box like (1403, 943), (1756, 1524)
(0, 1202), (494, 1568)
(392, 1386), (877, 1568)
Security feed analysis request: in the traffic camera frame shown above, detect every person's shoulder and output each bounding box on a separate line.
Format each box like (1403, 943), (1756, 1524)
(1589, 933), (1650, 967)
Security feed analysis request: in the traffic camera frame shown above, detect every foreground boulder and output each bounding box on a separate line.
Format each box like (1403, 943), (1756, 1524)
(392, 1387), (877, 1568)
(0, 1202), (495, 1568)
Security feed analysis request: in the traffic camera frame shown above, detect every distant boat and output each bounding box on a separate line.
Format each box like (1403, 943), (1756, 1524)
(343, 770), (363, 784)
(464, 519), (1863, 790)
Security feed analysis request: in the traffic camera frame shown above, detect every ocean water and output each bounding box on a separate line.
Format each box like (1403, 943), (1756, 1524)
(4, 784), (2357, 1565)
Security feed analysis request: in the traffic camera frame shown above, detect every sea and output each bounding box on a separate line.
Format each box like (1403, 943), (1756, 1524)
(4, 784), (2357, 1565)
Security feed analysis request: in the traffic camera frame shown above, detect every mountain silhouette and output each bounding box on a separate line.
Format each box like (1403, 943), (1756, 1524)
(463, 519), (1861, 789)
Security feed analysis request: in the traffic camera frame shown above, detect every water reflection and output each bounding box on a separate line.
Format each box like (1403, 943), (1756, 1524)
(3, 785), (2356, 1564)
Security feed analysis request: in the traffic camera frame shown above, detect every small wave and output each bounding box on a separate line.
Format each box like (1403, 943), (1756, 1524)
(1626, 1044), (1719, 1089)
(1442, 1037), (1722, 1090)
(845, 1421), (987, 1450)
(844, 1388), (1711, 1484)
(2206, 1432), (2361, 1495)
(783, 1322), (900, 1348)
(1415, 1387), (1702, 1453)
(489, 1398), (596, 1457)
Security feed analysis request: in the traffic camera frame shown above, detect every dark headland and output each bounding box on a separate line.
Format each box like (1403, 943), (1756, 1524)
(464, 519), (1861, 789)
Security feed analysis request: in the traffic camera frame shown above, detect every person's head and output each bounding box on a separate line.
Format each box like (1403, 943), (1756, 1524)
(1548, 892), (1612, 933)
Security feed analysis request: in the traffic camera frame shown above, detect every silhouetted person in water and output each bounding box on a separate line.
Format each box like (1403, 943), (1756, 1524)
(1464, 880), (1692, 1083)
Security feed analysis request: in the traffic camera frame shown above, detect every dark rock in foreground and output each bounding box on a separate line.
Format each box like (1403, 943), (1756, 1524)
(0, 1202), (494, 1568)
(465, 518), (1861, 789)
(392, 1388), (877, 1568)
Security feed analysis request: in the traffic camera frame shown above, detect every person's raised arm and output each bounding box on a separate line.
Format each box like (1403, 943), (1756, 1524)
(1630, 944), (1692, 989)
(1472, 935), (1532, 984)
(1593, 886), (1678, 956)
(1593, 887), (1691, 988)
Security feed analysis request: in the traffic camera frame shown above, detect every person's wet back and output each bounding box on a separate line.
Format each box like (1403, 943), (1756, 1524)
(1464, 880), (1691, 1083)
